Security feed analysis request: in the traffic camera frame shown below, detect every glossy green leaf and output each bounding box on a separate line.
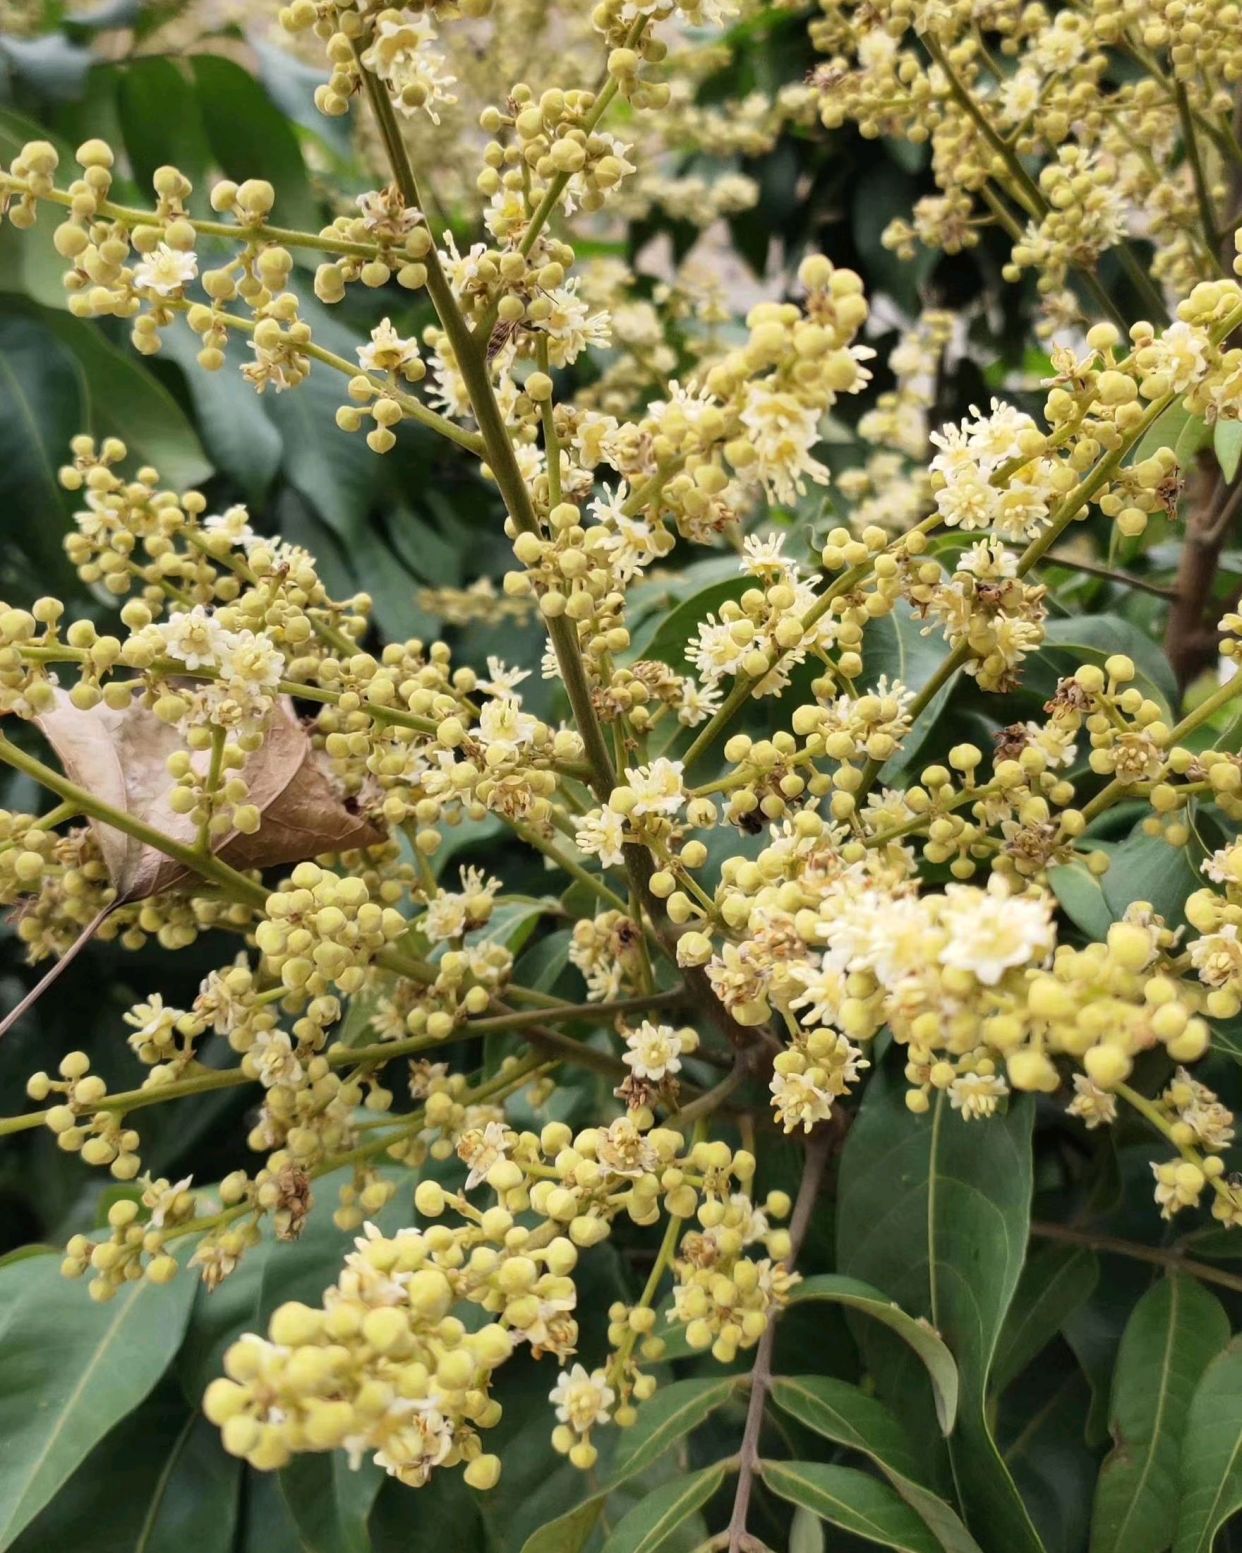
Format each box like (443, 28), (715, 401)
(280, 1453), (384, 1553)
(0, 110), (74, 309)
(11, 1385), (240, 1553)
(1091, 1276), (1229, 1553)
(0, 313), (85, 587)
(760, 1461), (941, 1553)
(1173, 1336), (1242, 1553)
(190, 55), (318, 232)
(1039, 617), (1177, 717)
(1215, 421), (1242, 484)
(115, 57), (212, 203)
(25, 308), (212, 489)
(1100, 823), (1213, 929)
(1130, 401), (1200, 469)
(1048, 859), (1116, 941)
(0, 1252), (197, 1549)
(520, 1378), (737, 1553)
(770, 1377), (982, 1553)
(159, 326), (283, 504)
(785, 1275), (959, 1433)
(598, 1461), (727, 1553)
(633, 575), (747, 669)
(992, 1244), (1100, 1394)
(790, 1505), (826, 1553)
(837, 1071), (1044, 1553)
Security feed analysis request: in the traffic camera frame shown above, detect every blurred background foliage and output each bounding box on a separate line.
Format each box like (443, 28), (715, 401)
(3, 4), (1242, 1552)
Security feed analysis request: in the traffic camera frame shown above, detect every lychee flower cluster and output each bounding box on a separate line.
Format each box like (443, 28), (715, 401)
(1, 0), (1242, 1519)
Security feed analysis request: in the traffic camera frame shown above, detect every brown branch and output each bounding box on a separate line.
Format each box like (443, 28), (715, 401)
(1030, 1220), (1242, 1295)
(726, 1129), (832, 1553)
(1165, 461), (1240, 690)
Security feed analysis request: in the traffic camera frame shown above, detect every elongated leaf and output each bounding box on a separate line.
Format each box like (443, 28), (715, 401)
(785, 1275), (959, 1433)
(1048, 859), (1116, 941)
(0, 313), (84, 587)
(837, 1070), (1043, 1553)
(1173, 1337), (1242, 1553)
(634, 575), (747, 669)
(598, 1461), (726, 1553)
(160, 326), (283, 504)
(520, 1378), (737, 1553)
(190, 55), (317, 232)
(280, 1453), (384, 1553)
(760, 1461), (941, 1553)
(770, 1377), (982, 1553)
(993, 1244), (1099, 1395)
(791, 1505), (826, 1553)
(0, 1252), (197, 1549)
(11, 1384), (240, 1553)
(1215, 421), (1242, 484)
(45, 312), (213, 488)
(1092, 1277), (1229, 1553)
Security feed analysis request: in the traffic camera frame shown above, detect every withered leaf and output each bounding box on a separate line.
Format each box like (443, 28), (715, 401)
(35, 691), (384, 902)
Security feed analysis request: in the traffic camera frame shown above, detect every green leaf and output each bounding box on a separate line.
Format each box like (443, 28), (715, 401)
(598, 1461), (726, 1553)
(784, 1275), (959, 1434)
(0, 313), (85, 587)
(519, 1378), (737, 1553)
(770, 1377), (982, 1553)
(837, 1070), (1044, 1553)
(759, 1461), (942, 1553)
(189, 56), (318, 233)
(0, 1251), (197, 1549)
(1100, 823), (1212, 929)
(280, 1453), (384, 1553)
(1173, 1336), (1242, 1553)
(160, 326), (283, 504)
(27, 308), (212, 488)
(1215, 421), (1242, 485)
(1039, 617), (1178, 718)
(992, 1244), (1100, 1395)
(115, 57), (212, 204)
(10, 1384), (241, 1553)
(0, 109), (75, 309)
(1091, 1276), (1229, 1553)
(1130, 402), (1201, 469)
(1048, 859), (1116, 941)
(791, 1505), (826, 1553)
(632, 575), (748, 670)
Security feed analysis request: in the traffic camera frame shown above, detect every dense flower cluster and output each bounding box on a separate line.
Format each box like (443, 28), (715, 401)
(1, 0), (1242, 1515)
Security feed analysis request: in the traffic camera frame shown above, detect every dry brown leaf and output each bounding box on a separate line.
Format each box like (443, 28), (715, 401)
(35, 691), (384, 902)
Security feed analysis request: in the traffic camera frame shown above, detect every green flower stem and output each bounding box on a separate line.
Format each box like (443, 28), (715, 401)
(163, 1053), (553, 1245)
(1116, 1080), (1238, 1214)
(17, 643), (593, 783)
(925, 32), (1171, 325)
(1079, 666), (1242, 824)
(469, 13), (649, 348)
(682, 514), (949, 776)
(607, 1201), (689, 1388)
(358, 54), (619, 807)
(0, 171), (391, 260)
(0, 990), (682, 1138)
(513, 820), (629, 915)
(163, 297), (485, 456)
(198, 724), (226, 855)
(1176, 84), (1223, 270)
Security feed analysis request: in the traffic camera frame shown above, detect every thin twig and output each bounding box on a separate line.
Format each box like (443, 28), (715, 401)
(726, 1129), (832, 1553)
(1029, 1220), (1242, 1295)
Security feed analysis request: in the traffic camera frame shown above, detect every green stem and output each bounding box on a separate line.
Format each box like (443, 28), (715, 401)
(0, 172), (391, 259)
